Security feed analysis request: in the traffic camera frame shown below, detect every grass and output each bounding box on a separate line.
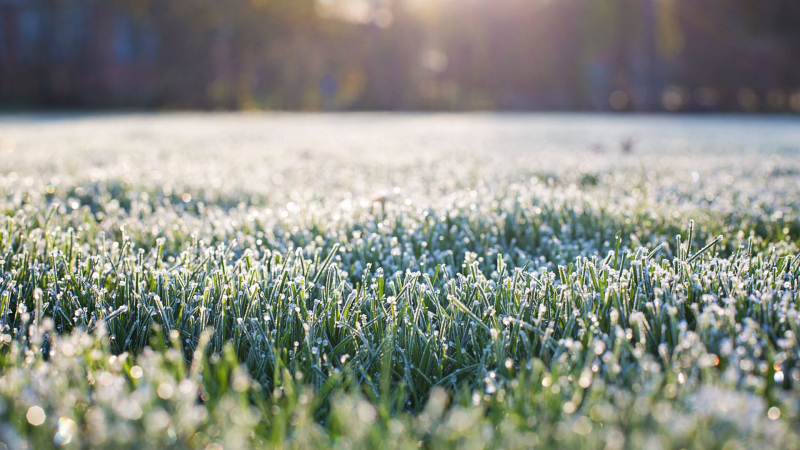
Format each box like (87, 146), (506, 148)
(0, 114), (798, 448)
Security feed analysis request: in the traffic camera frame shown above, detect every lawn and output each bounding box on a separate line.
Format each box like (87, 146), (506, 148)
(0, 113), (798, 449)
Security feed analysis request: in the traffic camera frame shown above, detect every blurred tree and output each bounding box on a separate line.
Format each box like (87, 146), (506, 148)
(0, 0), (798, 111)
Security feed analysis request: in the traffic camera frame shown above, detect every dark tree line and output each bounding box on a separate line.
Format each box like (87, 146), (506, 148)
(1, 0), (799, 111)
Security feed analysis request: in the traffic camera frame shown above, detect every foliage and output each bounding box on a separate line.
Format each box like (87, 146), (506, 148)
(0, 115), (798, 448)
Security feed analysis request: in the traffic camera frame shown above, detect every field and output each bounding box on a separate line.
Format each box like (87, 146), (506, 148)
(0, 113), (799, 449)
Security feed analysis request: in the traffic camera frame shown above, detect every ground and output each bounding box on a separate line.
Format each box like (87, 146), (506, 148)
(0, 113), (798, 449)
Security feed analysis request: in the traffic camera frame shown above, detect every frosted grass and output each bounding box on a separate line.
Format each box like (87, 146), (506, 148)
(0, 113), (798, 448)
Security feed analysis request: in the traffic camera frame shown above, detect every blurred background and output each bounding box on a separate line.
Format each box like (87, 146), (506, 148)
(1, 0), (799, 112)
